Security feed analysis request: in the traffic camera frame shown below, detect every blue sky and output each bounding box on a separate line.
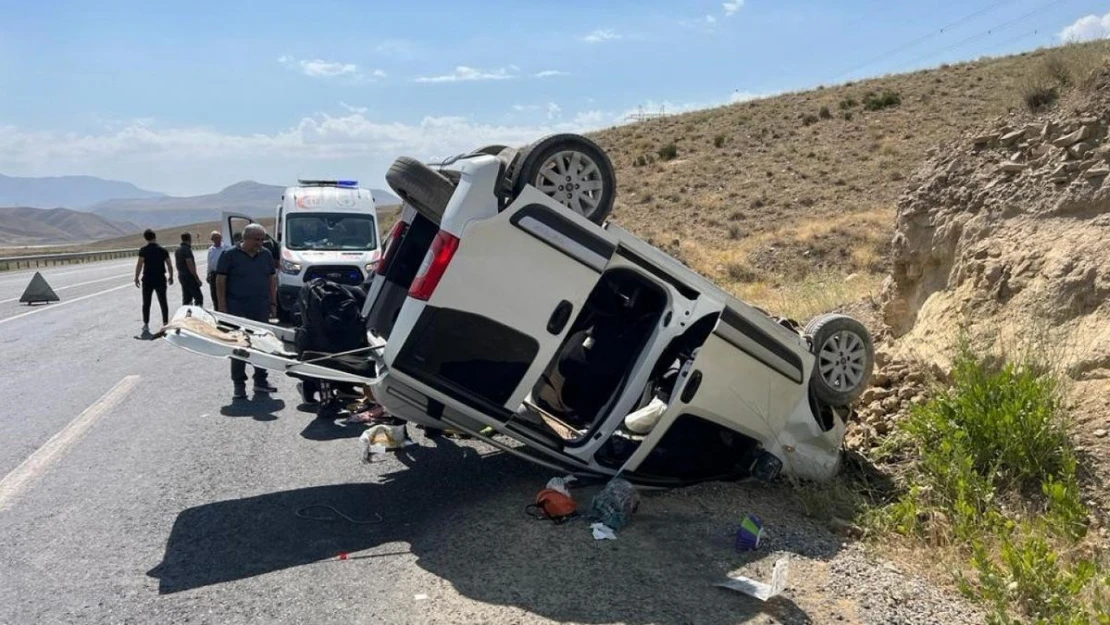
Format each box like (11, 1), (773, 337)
(1, 0), (1109, 196)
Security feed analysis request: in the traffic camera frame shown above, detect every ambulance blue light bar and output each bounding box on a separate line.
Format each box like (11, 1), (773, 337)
(298, 179), (359, 188)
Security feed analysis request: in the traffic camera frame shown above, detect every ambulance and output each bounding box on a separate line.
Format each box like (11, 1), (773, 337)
(220, 179), (401, 323)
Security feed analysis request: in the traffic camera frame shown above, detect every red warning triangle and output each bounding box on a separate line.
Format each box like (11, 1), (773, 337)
(19, 271), (60, 304)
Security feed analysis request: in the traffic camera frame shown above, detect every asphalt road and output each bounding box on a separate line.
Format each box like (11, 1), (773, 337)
(0, 257), (850, 625)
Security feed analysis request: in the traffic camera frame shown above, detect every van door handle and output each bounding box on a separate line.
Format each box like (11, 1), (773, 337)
(547, 300), (573, 334)
(681, 370), (703, 403)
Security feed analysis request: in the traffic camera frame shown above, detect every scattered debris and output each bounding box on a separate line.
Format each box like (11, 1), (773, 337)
(590, 522), (617, 541)
(526, 486), (578, 524)
(545, 475), (578, 496)
(735, 514), (764, 551)
(716, 556), (790, 602)
(588, 477), (640, 532)
(360, 423), (413, 463)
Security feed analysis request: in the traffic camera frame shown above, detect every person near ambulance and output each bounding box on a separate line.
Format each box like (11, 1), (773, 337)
(175, 232), (205, 306)
(216, 223), (279, 399)
(206, 230), (228, 309)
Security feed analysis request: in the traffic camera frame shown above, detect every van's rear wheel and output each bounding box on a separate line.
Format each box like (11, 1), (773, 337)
(386, 156), (456, 223)
(805, 314), (874, 408)
(510, 134), (616, 225)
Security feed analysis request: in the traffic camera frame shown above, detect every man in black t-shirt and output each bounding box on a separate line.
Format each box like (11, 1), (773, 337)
(174, 232), (205, 307)
(134, 229), (174, 339)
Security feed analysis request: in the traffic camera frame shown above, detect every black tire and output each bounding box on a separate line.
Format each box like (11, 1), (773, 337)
(474, 144), (509, 157)
(805, 314), (875, 408)
(510, 134), (616, 225)
(385, 156), (456, 223)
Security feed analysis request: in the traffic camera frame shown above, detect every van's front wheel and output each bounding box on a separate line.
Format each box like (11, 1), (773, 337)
(805, 314), (874, 408)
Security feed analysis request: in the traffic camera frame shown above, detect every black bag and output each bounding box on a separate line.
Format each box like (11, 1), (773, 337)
(294, 278), (368, 357)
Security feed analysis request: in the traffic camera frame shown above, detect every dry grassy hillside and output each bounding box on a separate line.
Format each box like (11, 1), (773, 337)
(589, 40), (1110, 320)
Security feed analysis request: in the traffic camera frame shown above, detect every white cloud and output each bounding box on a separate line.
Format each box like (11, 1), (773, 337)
(0, 111), (621, 195)
(1059, 12), (1110, 42)
(278, 56), (385, 81)
(299, 59), (358, 77)
(0, 89), (768, 195)
(339, 101), (368, 114)
(414, 66), (515, 83)
(535, 70), (569, 78)
(706, 15), (717, 24)
(723, 1), (743, 16)
(583, 29), (622, 43)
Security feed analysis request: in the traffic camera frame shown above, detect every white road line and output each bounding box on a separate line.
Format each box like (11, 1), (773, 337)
(0, 260), (136, 286)
(0, 282), (132, 326)
(0, 272), (132, 304)
(0, 375), (140, 512)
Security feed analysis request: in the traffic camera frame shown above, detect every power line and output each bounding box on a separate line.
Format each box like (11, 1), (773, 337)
(977, 27), (1045, 57)
(897, 0), (1076, 69)
(833, 0), (1017, 80)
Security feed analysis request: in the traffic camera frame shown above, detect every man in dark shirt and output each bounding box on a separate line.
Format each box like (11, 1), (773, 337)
(134, 228), (174, 339)
(217, 223), (279, 398)
(174, 232), (205, 307)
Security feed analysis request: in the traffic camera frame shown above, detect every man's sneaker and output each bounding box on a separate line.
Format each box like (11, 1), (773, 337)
(232, 384), (247, 399)
(140, 324), (152, 340)
(254, 381), (278, 393)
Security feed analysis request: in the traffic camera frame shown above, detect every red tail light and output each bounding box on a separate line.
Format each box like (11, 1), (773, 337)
(408, 231), (460, 301)
(375, 220), (409, 276)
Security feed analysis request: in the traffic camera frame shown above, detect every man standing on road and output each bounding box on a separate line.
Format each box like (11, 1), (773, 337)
(175, 232), (204, 307)
(134, 228), (174, 339)
(206, 230), (228, 309)
(216, 223), (279, 399)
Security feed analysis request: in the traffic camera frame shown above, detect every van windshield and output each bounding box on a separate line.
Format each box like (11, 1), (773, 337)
(285, 213), (378, 251)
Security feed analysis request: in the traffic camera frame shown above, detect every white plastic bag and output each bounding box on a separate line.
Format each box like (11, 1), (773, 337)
(624, 397), (668, 435)
(545, 475), (578, 496)
(360, 424), (408, 463)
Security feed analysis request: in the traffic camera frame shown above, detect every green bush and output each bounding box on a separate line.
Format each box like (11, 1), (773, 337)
(658, 143), (678, 161)
(863, 90), (902, 111)
(713, 134), (726, 148)
(872, 340), (1104, 623)
(819, 106), (832, 119)
(839, 97), (857, 110)
(802, 113), (819, 126)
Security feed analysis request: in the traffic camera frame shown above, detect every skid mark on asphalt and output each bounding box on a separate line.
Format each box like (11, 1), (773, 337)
(0, 375), (141, 512)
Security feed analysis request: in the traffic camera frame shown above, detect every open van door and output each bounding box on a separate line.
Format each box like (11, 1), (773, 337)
(615, 302), (826, 482)
(221, 212), (256, 246)
(389, 186), (618, 420)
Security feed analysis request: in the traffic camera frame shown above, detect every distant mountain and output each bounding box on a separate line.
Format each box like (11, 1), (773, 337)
(0, 207), (141, 246)
(0, 173), (164, 209)
(88, 181), (282, 229)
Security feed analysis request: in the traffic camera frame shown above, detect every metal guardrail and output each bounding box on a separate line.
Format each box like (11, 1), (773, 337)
(0, 245), (208, 272)
(0, 248), (138, 272)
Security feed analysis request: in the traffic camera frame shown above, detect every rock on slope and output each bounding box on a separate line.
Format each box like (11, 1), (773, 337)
(880, 71), (1110, 381)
